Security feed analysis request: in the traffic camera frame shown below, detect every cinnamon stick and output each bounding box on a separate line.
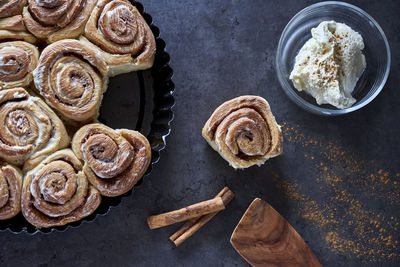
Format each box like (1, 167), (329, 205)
(170, 187), (235, 246)
(147, 197), (225, 230)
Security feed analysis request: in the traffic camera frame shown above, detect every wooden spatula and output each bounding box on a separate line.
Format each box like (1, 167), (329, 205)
(230, 198), (322, 267)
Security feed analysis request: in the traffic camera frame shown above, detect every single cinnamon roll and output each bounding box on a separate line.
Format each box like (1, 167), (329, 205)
(81, 0), (156, 76)
(22, 0), (96, 43)
(0, 0), (26, 19)
(33, 39), (108, 124)
(0, 41), (39, 89)
(0, 164), (23, 220)
(72, 123), (151, 197)
(0, 88), (70, 171)
(202, 96), (283, 169)
(21, 149), (101, 228)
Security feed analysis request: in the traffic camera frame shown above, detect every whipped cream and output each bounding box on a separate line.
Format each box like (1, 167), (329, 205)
(290, 21), (366, 109)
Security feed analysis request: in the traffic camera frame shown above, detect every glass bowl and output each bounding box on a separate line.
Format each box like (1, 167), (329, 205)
(276, 1), (391, 115)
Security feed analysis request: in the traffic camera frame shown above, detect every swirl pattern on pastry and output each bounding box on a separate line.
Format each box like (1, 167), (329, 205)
(0, 88), (70, 171)
(0, 164), (23, 220)
(72, 123), (151, 197)
(0, 41), (39, 89)
(21, 149), (101, 228)
(82, 0), (156, 76)
(33, 39), (108, 123)
(202, 95), (283, 169)
(22, 0), (96, 43)
(0, 0), (26, 19)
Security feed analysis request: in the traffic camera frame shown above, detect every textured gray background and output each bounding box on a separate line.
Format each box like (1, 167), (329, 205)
(1, 0), (400, 266)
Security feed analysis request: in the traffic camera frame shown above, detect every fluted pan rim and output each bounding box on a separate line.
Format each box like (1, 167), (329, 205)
(0, 0), (175, 235)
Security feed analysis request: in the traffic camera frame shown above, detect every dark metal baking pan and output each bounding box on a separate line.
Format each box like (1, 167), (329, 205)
(0, 0), (174, 234)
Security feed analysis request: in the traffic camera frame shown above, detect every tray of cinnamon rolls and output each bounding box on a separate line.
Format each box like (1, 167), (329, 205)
(0, 0), (174, 233)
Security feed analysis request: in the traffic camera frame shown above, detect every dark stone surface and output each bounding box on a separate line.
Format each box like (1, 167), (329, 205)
(1, 0), (400, 266)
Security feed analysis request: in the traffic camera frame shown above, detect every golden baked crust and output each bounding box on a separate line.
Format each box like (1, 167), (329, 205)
(0, 88), (70, 171)
(0, 29), (37, 43)
(72, 123), (151, 197)
(0, 41), (39, 89)
(82, 0), (156, 76)
(0, 164), (23, 220)
(21, 149), (101, 228)
(0, 1), (35, 42)
(0, 15), (26, 31)
(22, 0), (96, 43)
(202, 95), (283, 169)
(33, 39), (108, 124)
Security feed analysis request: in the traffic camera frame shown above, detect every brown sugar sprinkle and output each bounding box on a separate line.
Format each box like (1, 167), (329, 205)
(273, 123), (400, 263)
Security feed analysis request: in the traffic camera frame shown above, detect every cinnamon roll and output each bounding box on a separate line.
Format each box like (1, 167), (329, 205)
(81, 0), (156, 76)
(21, 149), (101, 228)
(22, 0), (96, 43)
(33, 39), (108, 124)
(0, 88), (70, 171)
(0, 164), (23, 220)
(72, 123), (151, 197)
(202, 96), (283, 169)
(0, 41), (39, 89)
